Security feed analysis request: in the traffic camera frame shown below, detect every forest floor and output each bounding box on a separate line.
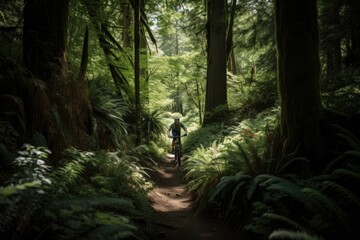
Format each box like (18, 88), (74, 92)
(147, 154), (240, 240)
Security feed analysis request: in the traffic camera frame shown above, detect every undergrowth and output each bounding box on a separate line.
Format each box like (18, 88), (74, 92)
(0, 144), (156, 240)
(183, 106), (360, 240)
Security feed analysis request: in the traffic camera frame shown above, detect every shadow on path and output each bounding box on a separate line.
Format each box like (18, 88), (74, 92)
(147, 154), (239, 240)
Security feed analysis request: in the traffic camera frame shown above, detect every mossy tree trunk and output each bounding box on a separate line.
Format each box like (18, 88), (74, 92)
(275, 0), (323, 171)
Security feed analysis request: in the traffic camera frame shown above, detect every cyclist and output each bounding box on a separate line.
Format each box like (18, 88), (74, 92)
(167, 116), (188, 153)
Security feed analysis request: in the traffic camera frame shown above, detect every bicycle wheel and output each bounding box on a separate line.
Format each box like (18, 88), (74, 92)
(175, 146), (181, 166)
(177, 152), (181, 166)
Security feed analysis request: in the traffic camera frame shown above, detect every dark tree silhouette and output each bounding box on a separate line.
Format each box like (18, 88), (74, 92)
(23, 0), (91, 158)
(22, 0), (69, 143)
(276, 0), (323, 171)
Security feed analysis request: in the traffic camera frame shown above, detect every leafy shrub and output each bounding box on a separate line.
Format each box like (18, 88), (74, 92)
(0, 145), (154, 240)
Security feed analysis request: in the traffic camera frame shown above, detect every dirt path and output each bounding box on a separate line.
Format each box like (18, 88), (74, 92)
(147, 154), (239, 240)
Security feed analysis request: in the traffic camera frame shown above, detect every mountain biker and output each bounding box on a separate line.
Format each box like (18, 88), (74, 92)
(167, 116), (188, 153)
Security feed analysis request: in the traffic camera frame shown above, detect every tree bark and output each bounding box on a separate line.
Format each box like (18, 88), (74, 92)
(349, 0), (360, 69)
(134, 0), (141, 145)
(23, 0), (69, 137)
(321, 0), (342, 88)
(23, 0), (68, 81)
(140, 0), (149, 107)
(122, 1), (132, 48)
(276, 0), (323, 171)
(203, 0), (227, 124)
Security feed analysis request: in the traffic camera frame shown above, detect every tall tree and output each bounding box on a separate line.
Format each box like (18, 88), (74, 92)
(276, 0), (323, 171)
(226, 0), (237, 69)
(203, 0), (228, 124)
(140, 0), (150, 107)
(23, 0), (91, 157)
(319, 0), (343, 88)
(23, 0), (69, 81)
(134, 0), (141, 145)
(22, 0), (69, 139)
(348, 0), (360, 69)
(84, 0), (130, 99)
(122, 1), (132, 48)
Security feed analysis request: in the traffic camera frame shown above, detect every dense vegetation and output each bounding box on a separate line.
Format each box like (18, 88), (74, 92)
(1, 0), (360, 239)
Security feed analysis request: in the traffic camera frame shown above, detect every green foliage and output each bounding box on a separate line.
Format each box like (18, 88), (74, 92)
(182, 123), (227, 154)
(243, 150), (360, 240)
(183, 105), (360, 240)
(0, 120), (20, 152)
(184, 142), (227, 210)
(269, 230), (322, 240)
(39, 197), (139, 240)
(0, 144), (154, 240)
(184, 108), (280, 214)
(89, 80), (129, 149)
(0, 145), (52, 236)
(141, 109), (166, 142)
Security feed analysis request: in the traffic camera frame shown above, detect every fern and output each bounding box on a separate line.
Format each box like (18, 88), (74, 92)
(321, 180), (360, 210)
(0, 145), (52, 236)
(332, 168), (360, 183)
(209, 172), (252, 218)
(183, 142), (227, 209)
(89, 81), (129, 149)
(141, 109), (165, 141)
(332, 124), (360, 150)
(263, 213), (306, 231)
(302, 187), (351, 234)
(40, 197), (139, 240)
(269, 230), (322, 240)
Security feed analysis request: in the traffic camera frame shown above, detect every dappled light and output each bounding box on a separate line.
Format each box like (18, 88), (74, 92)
(1, 0), (360, 240)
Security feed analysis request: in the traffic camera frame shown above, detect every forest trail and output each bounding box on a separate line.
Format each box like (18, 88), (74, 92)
(147, 154), (239, 240)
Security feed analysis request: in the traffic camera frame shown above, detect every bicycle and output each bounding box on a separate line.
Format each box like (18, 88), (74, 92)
(170, 134), (186, 167)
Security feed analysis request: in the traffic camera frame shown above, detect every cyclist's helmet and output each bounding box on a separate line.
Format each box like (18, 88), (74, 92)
(174, 116), (180, 121)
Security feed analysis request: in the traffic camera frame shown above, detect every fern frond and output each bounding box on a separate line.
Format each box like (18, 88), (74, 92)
(343, 150), (360, 160)
(209, 172), (250, 203)
(269, 229), (322, 240)
(332, 168), (360, 183)
(263, 213), (306, 231)
(275, 157), (309, 175)
(301, 187), (352, 236)
(332, 124), (360, 150)
(321, 180), (360, 209)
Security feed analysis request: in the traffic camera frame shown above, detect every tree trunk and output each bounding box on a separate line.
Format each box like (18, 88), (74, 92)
(23, 0), (68, 82)
(140, 0), (149, 107)
(23, 0), (69, 137)
(134, 0), (141, 145)
(203, 0), (227, 124)
(122, 1), (132, 48)
(322, 0), (342, 89)
(349, 0), (360, 69)
(226, 0), (236, 61)
(23, 0), (91, 158)
(276, 0), (323, 171)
